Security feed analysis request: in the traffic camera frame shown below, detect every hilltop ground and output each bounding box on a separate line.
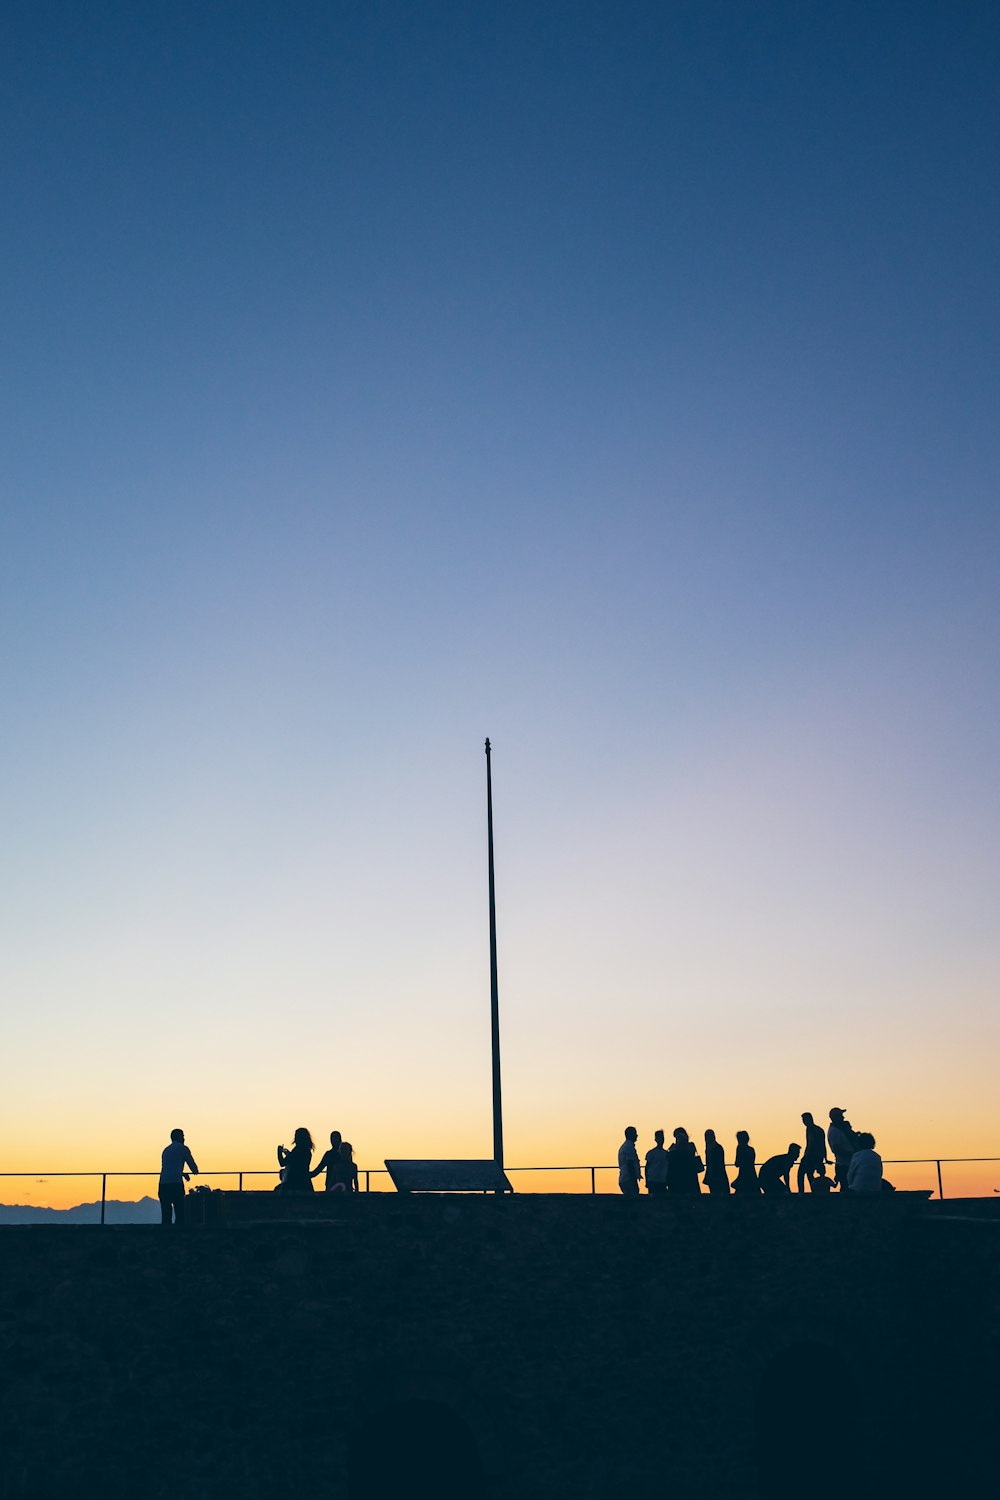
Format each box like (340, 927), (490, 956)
(0, 1195), (996, 1500)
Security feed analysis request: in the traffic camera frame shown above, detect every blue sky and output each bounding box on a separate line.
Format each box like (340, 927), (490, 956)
(2, 2), (998, 1183)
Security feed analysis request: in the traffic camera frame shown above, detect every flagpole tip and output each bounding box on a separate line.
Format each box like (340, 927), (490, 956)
(485, 737), (491, 754)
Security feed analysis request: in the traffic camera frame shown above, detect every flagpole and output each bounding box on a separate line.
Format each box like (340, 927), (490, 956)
(485, 738), (504, 1176)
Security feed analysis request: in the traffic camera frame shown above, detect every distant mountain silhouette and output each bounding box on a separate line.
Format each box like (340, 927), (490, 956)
(0, 1196), (161, 1225)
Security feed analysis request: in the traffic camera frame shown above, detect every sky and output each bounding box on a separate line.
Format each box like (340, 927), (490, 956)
(2, 1), (999, 1205)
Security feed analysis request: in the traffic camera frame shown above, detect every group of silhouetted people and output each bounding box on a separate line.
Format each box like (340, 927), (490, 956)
(156, 1124), (360, 1224)
(618, 1107), (889, 1198)
(276, 1128), (359, 1194)
(157, 1105), (889, 1225)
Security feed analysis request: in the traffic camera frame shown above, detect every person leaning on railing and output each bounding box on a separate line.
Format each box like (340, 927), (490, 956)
(158, 1127), (198, 1226)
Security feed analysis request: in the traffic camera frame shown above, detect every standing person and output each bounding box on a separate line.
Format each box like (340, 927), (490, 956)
(276, 1128), (315, 1192)
(703, 1130), (730, 1196)
(666, 1127), (703, 1195)
(847, 1132), (883, 1195)
(733, 1131), (759, 1195)
(644, 1130), (669, 1196)
(758, 1144), (801, 1196)
(618, 1126), (641, 1196)
(158, 1127), (198, 1226)
(798, 1112), (829, 1193)
(827, 1108), (857, 1193)
(311, 1131), (344, 1190)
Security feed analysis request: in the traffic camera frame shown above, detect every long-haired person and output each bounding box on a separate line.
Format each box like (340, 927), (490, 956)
(703, 1129), (730, 1196)
(276, 1127), (315, 1192)
(732, 1130), (759, 1195)
(666, 1127), (703, 1195)
(338, 1141), (360, 1194)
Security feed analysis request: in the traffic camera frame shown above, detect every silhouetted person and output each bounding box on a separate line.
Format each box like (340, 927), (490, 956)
(733, 1131), (759, 1195)
(276, 1127), (315, 1192)
(644, 1130), (669, 1195)
(618, 1126), (641, 1196)
(847, 1131), (883, 1195)
(798, 1112), (829, 1193)
(311, 1130), (344, 1189)
(703, 1129), (730, 1195)
(759, 1144), (801, 1195)
(322, 1139), (360, 1193)
(339, 1141), (360, 1193)
(827, 1107), (857, 1192)
(811, 1163), (835, 1195)
(158, 1127), (198, 1226)
(666, 1127), (703, 1195)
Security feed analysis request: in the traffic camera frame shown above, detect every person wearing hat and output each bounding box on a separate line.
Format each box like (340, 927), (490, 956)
(827, 1107), (857, 1193)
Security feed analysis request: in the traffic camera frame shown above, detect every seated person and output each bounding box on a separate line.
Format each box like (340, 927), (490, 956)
(311, 1131), (344, 1190)
(847, 1132), (883, 1195)
(811, 1163), (835, 1194)
(325, 1140), (360, 1194)
(339, 1141), (359, 1194)
(758, 1144), (801, 1195)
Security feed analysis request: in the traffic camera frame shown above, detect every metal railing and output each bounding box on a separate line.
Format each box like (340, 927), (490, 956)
(2, 1157), (999, 1223)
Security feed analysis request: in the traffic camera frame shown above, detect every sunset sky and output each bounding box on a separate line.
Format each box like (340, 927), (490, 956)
(3, 2), (998, 1206)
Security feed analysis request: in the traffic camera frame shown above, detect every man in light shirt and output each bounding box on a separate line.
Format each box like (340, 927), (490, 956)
(618, 1125), (641, 1197)
(644, 1129), (669, 1196)
(847, 1132), (883, 1195)
(158, 1127), (199, 1226)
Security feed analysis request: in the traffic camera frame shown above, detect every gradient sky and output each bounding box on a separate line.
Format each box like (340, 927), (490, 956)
(3, 2), (999, 1203)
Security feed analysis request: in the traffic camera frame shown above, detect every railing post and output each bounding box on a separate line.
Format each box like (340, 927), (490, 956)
(365, 1171), (370, 1193)
(936, 1160), (944, 1200)
(590, 1166), (596, 1195)
(100, 1174), (107, 1226)
(238, 1173), (243, 1193)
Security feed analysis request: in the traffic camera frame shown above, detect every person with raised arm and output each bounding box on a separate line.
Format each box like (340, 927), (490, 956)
(158, 1127), (199, 1226)
(276, 1127), (315, 1192)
